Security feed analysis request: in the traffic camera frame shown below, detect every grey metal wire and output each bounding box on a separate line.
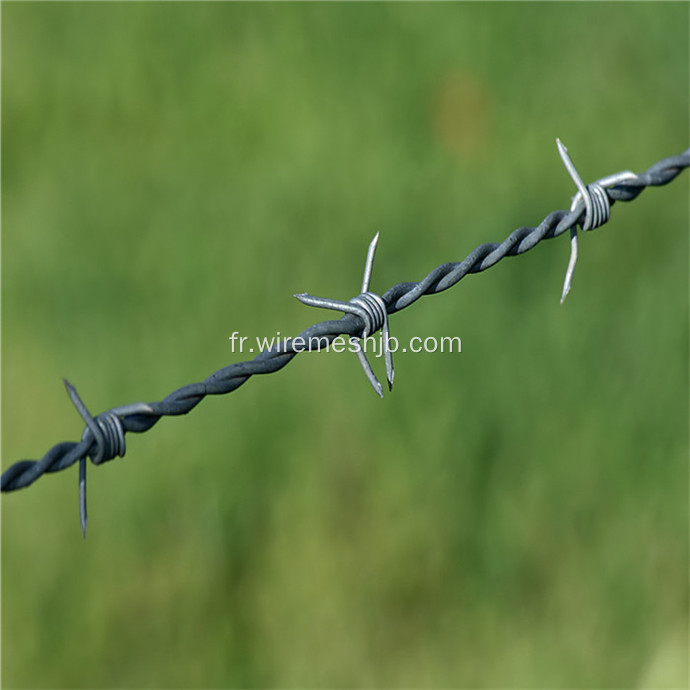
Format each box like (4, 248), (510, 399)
(3, 143), (689, 533)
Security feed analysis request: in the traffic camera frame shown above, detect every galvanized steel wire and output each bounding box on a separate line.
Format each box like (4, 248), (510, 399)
(3, 142), (689, 534)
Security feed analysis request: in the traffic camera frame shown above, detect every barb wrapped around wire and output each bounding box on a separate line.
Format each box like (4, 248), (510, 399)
(63, 380), (154, 537)
(2, 140), (688, 536)
(556, 139), (639, 303)
(295, 231), (394, 398)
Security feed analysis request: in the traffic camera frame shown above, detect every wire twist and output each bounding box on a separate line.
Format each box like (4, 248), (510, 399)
(2, 141), (688, 535)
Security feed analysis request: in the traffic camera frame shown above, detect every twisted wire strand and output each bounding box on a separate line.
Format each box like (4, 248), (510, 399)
(3, 147), (688, 496)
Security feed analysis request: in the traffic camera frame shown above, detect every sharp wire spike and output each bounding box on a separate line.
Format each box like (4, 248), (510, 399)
(79, 457), (88, 538)
(361, 231), (380, 294)
(557, 138), (590, 303)
(294, 293), (352, 314)
(557, 138), (593, 229)
(560, 227), (579, 304)
(64, 379), (97, 434)
(295, 233), (394, 396)
(354, 343), (384, 398)
(382, 320), (394, 391)
(65, 379), (99, 537)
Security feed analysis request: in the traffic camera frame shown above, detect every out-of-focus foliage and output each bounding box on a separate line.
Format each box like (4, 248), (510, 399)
(2, 3), (688, 687)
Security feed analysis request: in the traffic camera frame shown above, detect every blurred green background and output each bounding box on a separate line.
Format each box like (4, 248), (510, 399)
(2, 3), (688, 688)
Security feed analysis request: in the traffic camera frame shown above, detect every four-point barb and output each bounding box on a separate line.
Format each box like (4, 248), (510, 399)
(556, 139), (637, 303)
(295, 232), (394, 398)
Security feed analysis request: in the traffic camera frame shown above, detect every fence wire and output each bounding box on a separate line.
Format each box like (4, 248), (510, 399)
(3, 142), (689, 535)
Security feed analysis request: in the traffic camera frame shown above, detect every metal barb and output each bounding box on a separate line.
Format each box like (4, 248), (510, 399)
(560, 228), (579, 304)
(557, 139), (586, 303)
(557, 139), (593, 302)
(557, 139), (624, 302)
(354, 343), (384, 398)
(64, 380), (97, 537)
(361, 231), (380, 294)
(79, 458), (87, 538)
(295, 233), (394, 396)
(64, 380), (133, 536)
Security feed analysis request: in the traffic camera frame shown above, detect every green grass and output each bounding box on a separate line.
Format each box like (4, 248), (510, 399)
(2, 3), (688, 688)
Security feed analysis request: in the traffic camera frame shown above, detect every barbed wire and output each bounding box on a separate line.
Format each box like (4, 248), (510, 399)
(3, 140), (689, 536)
